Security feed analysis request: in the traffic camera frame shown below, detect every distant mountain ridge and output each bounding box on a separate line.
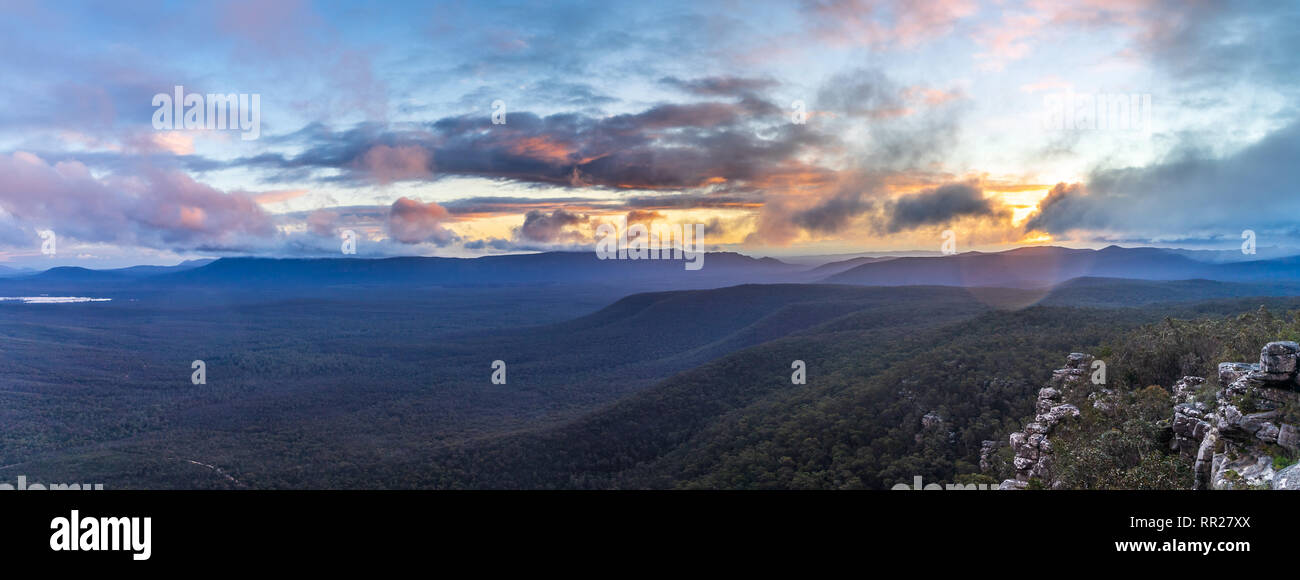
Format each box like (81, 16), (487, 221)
(154, 251), (801, 288)
(9, 246), (1300, 293)
(823, 245), (1300, 287)
(20, 258), (215, 282)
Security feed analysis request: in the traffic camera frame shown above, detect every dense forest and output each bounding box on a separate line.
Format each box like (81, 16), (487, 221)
(6, 279), (1300, 489)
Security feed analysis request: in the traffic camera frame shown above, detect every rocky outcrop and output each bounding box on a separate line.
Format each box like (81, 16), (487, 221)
(999, 353), (1091, 490)
(979, 440), (1001, 474)
(1171, 376), (1205, 403)
(1177, 341), (1300, 490)
(1276, 463), (1300, 490)
(1172, 401), (1212, 458)
(1218, 362), (1257, 385)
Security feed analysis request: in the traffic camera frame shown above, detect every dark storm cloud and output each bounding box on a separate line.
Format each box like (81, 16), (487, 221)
(228, 96), (815, 190)
(1025, 119), (1300, 241)
(885, 183), (1006, 233)
(792, 190), (875, 234)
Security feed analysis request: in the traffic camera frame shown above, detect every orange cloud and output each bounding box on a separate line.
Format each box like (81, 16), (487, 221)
(508, 136), (575, 164)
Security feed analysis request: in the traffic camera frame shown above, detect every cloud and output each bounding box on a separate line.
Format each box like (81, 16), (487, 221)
(816, 67), (910, 119)
(305, 209), (340, 237)
(815, 67), (967, 170)
(625, 210), (665, 224)
(463, 237), (515, 251)
(792, 190), (875, 235)
(358, 144), (434, 183)
(121, 131), (196, 155)
(0, 151), (274, 251)
(441, 196), (606, 217)
(801, 0), (977, 49)
(232, 94), (813, 191)
(659, 75), (779, 96)
(1025, 119), (1300, 242)
(386, 197), (456, 245)
(251, 189), (309, 204)
(885, 182), (1008, 232)
(513, 208), (589, 244)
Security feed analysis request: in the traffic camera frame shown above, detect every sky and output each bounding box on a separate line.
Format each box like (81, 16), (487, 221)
(0, 0), (1297, 267)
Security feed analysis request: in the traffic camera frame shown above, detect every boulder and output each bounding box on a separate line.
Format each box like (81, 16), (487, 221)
(1218, 362), (1258, 385)
(1216, 404), (1243, 433)
(1212, 454), (1275, 490)
(1036, 404), (1080, 427)
(1035, 388), (1061, 414)
(1255, 422), (1280, 443)
(1259, 341), (1299, 375)
(1274, 463), (1300, 490)
(1194, 431), (1218, 490)
(1171, 376), (1205, 402)
(1052, 354), (1095, 385)
(1278, 424), (1299, 452)
(1065, 352), (1093, 370)
(1257, 385), (1300, 407)
(1240, 411), (1280, 435)
(1172, 403), (1211, 457)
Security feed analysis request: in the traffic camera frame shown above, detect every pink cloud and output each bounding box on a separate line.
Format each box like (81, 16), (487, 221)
(804, 0), (977, 49)
(386, 197), (456, 245)
(0, 151), (274, 250)
(251, 189), (310, 204)
(122, 131), (196, 155)
(306, 209), (340, 237)
(359, 145), (433, 183)
(975, 0), (1161, 70)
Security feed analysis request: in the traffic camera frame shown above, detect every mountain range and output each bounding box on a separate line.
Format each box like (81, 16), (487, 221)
(5, 246), (1300, 292)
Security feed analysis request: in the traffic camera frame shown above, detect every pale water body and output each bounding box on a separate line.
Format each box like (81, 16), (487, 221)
(0, 296), (112, 304)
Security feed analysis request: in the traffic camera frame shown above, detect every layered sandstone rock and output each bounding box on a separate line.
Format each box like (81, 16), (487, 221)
(1180, 341), (1300, 490)
(999, 353), (1091, 490)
